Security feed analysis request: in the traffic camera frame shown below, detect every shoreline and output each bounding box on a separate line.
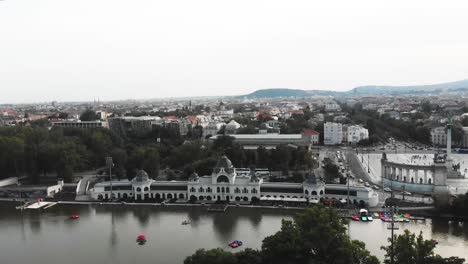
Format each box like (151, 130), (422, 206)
(1, 198), (466, 221)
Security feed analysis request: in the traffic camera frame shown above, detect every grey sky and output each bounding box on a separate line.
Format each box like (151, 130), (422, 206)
(1, 0), (468, 103)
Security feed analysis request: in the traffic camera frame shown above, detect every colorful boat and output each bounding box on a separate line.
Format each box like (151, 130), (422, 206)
(229, 240), (243, 248)
(69, 214), (80, 220)
(351, 215), (360, 221)
(136, 234), (147, 244)
(359, 209), (369, 222)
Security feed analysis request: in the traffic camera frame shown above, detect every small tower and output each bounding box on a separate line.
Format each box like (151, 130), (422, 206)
(446, 115), (453, 162)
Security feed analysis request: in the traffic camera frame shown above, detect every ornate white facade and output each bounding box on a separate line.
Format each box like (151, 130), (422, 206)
(90, 156), (379, 207)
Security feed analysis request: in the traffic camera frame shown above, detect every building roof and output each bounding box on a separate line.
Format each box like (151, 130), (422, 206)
(303, 129), (319, 135)
(135, 170), (149, 182)
(163, 116), (178, 120)
(211, 134), (302, 140)
(214, 155), (234, 174)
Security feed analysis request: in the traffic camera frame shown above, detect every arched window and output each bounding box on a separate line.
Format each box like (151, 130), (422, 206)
(252, 188), (257, 194)
(217, 187), (220, 192)
(217, 175), (229, 183)
(428, 179), (432, 184)
(206, 187), (212, 193)
(319, 190), (324, 195)
(235, 188), (240, 193)
(190, 187), (196, 192)
(420, 178), (423, 184)
(312, 191), (317, 196)
(136, 187), (141, 192)
(411, 178), (414, 183)
(198, 187), (204, 193)
(243, 188), (248, 194)
(305, 190), (309, 195)
(144, 187), (149, 191)
(221, 187), (225, 193)
(403, 176), (407, 182)
(226, 187), (230, 193)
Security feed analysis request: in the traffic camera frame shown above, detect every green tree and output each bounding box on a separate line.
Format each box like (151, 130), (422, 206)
(381, 230), (464, 264)
(111, 148), (127, 180)
(421, 101), (432, 113)
(184, 248), (237, 264)
(262, 206), (378, 264)
(79, 109), (100, 121)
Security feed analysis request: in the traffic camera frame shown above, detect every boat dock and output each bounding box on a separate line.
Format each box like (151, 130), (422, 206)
(16, 201), (58, 210)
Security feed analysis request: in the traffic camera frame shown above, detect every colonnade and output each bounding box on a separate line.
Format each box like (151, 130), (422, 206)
(382, 164), (433, 185)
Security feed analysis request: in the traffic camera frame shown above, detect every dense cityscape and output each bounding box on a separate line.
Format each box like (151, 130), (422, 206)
(1, 89), (468, 263)
(2, 0), (468, 263)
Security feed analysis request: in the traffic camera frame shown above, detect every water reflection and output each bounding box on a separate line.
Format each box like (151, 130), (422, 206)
(109, 212), (118, 250)
(132, 207), (152, 227)
(212, 212), (237, 241)
(28, 212), (41, 234)
(0, 203), (467, 264)
(432, 218), (450, 240)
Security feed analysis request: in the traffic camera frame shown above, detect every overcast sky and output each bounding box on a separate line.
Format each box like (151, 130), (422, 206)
(1, 0), (468, 103)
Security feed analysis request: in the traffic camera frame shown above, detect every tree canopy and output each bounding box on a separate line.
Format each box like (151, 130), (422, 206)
(381, 230), (464, 264)
(184, 206), (379, 264)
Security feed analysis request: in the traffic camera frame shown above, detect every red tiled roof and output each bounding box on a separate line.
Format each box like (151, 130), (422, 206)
(163, 116), (178, 120)
(303, 129), (319, 135)
(289, 110), (304, 114)
(185, 116), (199, 122)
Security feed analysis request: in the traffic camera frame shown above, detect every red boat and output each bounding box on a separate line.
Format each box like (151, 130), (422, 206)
(351, 215), (360, 221)
(69, 215), (79, 220)
(136, 235), (147, 244)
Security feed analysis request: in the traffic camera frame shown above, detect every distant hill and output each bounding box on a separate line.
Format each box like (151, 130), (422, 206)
(242, 79), (468, 98)
(349, 79), (468, 96)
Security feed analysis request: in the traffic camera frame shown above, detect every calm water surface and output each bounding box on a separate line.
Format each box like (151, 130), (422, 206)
(0, 203), (467, 264)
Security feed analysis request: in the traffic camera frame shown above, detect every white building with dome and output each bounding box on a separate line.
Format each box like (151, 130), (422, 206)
(90, 156), (378, 207)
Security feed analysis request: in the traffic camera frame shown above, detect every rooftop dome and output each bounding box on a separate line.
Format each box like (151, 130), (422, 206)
(135, 170), (149, 182)
(304, 172), (317, 185)
(214, 155), (234, 174)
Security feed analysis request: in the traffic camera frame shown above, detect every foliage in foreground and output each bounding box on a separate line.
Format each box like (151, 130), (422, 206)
(381, 229), (465, 264)
(185, 206), (466, 264)
(184, 206), (379, 264)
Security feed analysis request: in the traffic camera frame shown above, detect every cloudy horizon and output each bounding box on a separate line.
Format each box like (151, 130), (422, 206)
(1, 0), (468, 104)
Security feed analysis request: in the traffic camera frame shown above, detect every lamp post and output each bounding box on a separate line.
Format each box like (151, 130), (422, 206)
(105, 156), (114, 200)
(367, 150), (370, 173)
(388, 205), (399, 264)
(346, 153), (351, 208)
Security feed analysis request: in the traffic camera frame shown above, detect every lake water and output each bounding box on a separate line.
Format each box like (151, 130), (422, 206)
(0, 203), (467, 264)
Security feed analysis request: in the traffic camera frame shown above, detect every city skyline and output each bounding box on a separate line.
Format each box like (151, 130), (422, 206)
(1, 0), (468, 103)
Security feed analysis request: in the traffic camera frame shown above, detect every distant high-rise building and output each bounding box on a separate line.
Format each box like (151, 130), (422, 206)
(324, 122), (342, 145)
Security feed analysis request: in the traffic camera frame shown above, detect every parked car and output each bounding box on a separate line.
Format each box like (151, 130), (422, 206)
(364, 182), (370, 187)
(358, 179), (364, 183)
(372, 185), (379, 190)
(402, 191), (412, 196)
(384, 187), (392, 192)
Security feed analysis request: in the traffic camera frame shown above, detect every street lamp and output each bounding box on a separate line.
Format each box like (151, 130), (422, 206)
(387, 205), (399, 264)
(367, 150), (370, 173)
(105, 156), (114, 200)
